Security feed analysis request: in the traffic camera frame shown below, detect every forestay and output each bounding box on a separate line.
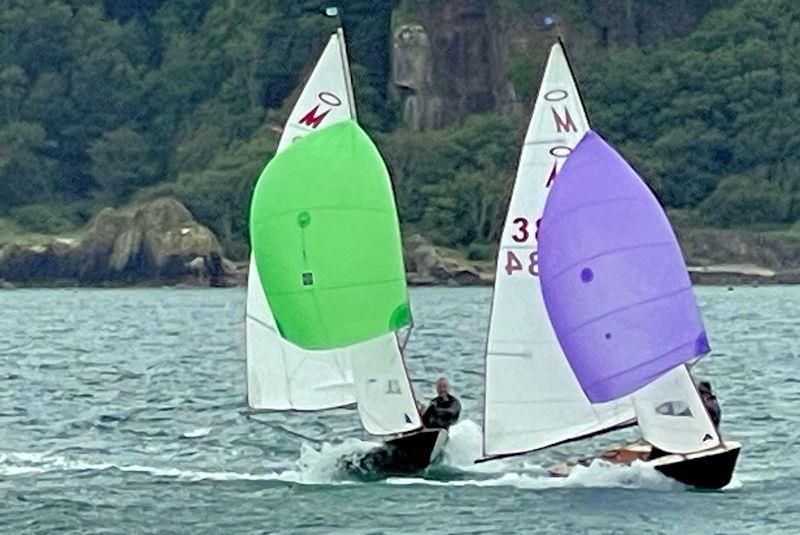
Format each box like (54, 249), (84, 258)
(538, 131), (710, 403)
(482, 42), (634, 459)
(246, 31), (420, 434)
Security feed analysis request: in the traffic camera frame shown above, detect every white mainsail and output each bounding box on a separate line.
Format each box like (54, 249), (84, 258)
(482, 42), (634, 458)
(246, 265), (353, 410)
(246, 31), (421, 435)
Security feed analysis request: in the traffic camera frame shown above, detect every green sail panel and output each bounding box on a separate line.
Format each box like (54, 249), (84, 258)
(250, 120), (410, 350)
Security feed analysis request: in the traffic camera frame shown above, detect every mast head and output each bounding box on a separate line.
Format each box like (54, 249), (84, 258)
(539, 12), (557, 31)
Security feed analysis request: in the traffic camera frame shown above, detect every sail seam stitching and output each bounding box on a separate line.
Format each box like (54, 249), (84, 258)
(544, 240), (676, 281)
(559, 284), (694, 337)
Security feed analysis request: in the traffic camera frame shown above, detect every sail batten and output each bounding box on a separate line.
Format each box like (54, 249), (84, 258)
(545, 241), (676, 281)
(482, 42), (634, 458)
(246, 31), (421, 435)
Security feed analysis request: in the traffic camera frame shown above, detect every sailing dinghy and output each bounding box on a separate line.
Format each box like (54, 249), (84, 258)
(478, 41), (739, 489)
(481, 41), (635, 463)
(246, 29), (446, 476)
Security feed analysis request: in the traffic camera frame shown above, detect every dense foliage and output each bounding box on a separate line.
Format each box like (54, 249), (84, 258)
(1, 0), (799, 258)
(579, 0), (800, 227)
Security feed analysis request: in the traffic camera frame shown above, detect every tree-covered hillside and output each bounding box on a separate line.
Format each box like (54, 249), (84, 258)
(581, 0), (800, 229)
(1, 0), (799, 260)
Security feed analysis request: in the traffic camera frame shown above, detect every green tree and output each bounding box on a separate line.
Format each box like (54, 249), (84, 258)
(88, 126), (158, 202)
(0, 66), (28, 122)
(174, 124), (278, 258)
(0, 121), (56, 208)
(701, 174), (796, 227)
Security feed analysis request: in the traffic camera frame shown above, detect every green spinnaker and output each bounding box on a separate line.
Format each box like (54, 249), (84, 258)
(250, 120), (410, 350)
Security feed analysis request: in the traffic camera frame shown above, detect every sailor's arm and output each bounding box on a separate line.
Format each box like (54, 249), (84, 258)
(451, 397), (462, 419)
(439, 397), (461, 418)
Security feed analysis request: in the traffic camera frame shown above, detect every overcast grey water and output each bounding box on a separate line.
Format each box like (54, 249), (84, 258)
(0, 286), (796, 533)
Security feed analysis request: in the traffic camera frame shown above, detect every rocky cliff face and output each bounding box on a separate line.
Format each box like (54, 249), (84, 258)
(393, 0), (516, 130)
(0, 198), (239, 286)
(585, 0), (724, 46)
(404, 233), (492, 285)
(391, 0), (720, 131)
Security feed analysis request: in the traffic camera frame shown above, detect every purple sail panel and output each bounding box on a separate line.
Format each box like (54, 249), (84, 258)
(538, 131), (709, 403)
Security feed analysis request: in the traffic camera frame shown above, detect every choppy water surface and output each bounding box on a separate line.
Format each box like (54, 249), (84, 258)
(0, 286), (797, 533)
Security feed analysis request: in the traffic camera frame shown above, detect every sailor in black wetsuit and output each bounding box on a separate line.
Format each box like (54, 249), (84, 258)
(420, 377), (461, 430)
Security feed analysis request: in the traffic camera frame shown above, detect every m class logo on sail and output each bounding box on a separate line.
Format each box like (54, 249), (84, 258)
(298, 91), (342, 129)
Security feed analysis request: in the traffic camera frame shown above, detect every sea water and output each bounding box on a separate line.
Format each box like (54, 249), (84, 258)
(0, 286), (796, 533)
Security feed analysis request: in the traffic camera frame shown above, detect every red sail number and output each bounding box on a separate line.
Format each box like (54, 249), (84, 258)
(505, 251), (523, 275)
(529, 251), (539, 276)
(504, 251), (539, 277)
(512, 217), (529, 242)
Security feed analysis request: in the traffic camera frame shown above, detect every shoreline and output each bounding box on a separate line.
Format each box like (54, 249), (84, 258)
(1, 264), (796, 289)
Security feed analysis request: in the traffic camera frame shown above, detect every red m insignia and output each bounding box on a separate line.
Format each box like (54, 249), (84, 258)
(298, 105), (330, 128)
(552, 107), (577, 133)
(545, 162), (558, 188)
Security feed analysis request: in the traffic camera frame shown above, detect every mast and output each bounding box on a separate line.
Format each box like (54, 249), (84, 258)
(556, 36), (590, 126)
(335, 24), (422, 429)
(335, 22), (421, 421)
(337, 27), (358, 121)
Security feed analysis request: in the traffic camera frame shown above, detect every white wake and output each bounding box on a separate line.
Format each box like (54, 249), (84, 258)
(0, 420), (724, 491)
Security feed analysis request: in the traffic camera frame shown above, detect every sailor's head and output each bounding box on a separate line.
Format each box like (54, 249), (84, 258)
(698, 380), (713, 396)
(436, 377), (449, 396)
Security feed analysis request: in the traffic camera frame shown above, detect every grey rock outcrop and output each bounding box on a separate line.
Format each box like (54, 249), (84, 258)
(390, 1), (720, 131)
(404, 233), (491, 285)
(393, 24), (443, 131)
(105, 198), (222, 281)
(392, 1), (515, 130)
(0, 197), (235, 286)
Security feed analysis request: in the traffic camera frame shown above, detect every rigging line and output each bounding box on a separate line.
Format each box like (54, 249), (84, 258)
(557, 36), (592, 127)
(395, 331), (424, 427)
(246, 313), (277, 333)
(337, 27), (358, 121)
(678, 364), (721, 443)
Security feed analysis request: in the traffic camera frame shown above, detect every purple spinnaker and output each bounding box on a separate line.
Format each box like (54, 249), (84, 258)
(538, 131), (709, 403)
